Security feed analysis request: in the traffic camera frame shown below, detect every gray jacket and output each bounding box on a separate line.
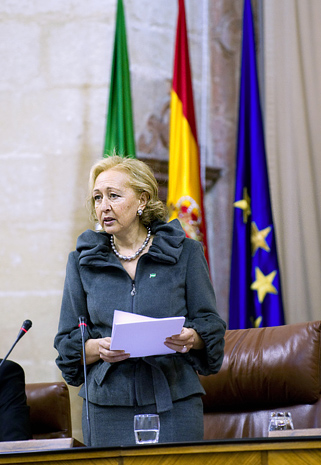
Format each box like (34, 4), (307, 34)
(54, 219), (226, 413)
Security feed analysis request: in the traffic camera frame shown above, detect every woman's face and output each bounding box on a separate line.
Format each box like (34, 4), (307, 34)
(93, 168), (144, 237)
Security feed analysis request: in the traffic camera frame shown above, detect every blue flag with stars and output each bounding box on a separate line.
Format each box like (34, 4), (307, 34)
(228, 0), (285, 329)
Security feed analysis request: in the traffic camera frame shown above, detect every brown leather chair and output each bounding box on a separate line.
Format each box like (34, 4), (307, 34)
(199, 320), (321, 439)
(25, 382), (72, 439)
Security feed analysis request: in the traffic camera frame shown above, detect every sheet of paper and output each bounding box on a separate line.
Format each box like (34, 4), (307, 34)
(110, 310), (185, 358)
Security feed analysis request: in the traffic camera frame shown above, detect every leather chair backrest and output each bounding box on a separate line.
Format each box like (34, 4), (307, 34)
(199, 321), (321, 439)
(25, 382), (72, 439)
(200, 321), (321, 411)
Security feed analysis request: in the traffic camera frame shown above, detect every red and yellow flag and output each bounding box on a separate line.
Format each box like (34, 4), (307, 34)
(167, 0), (209, 263)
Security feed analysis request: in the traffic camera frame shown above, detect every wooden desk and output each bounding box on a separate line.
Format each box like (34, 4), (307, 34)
(0, 437), (320, 465)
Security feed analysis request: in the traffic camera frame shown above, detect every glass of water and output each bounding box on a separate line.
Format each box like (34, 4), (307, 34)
(134, 414), (160, 444)
(268, 412), (294, 431)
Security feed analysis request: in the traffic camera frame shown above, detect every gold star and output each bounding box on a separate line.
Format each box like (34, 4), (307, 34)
(250, 316), (263, 328)
(234, 187), (251, 223)
(251, 222), (271, 256)
(251, 267), (278, 303)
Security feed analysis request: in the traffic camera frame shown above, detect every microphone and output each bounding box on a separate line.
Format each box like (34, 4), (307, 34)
(78, 316), (91, 446)
(0, 320), (32, 369)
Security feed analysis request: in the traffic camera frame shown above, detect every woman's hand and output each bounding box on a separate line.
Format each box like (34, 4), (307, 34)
(164, 327), (205, 354)
(84, 337), (130, 365)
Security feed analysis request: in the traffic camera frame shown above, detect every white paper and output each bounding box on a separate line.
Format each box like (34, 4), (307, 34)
(110, 310), (185, 358)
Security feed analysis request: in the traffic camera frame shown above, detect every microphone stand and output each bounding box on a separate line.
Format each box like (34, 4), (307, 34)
(0, 340), (20, 369)
(0, 320), (32, 369)
(79, 317), (91, 446)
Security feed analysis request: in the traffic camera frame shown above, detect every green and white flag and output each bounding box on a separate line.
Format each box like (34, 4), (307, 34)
(104, 0), (136, 158)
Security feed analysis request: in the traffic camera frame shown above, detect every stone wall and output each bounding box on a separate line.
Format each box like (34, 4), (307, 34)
(0, 0), (243, 442)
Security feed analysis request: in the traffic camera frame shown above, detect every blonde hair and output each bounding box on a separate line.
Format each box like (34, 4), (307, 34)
(87, 155), (167, 225)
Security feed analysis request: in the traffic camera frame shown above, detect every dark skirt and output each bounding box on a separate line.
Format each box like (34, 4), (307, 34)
(82, 395), (204, 447)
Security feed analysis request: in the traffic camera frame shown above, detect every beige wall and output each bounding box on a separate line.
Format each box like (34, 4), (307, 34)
(0, 0), (243, 442)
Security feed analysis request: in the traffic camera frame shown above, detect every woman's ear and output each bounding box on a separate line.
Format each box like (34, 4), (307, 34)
(139, 192), (149, 209)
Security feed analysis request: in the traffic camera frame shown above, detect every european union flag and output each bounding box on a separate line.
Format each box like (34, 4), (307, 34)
(229, 0), (285, 329)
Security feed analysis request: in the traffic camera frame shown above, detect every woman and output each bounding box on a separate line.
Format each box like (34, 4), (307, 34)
(54, 155), (226, 447)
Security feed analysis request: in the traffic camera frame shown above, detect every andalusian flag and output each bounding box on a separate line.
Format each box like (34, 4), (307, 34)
(229, 0), (285, 329)
(167, 0), (209, 262)
(104, 0), (135, 158)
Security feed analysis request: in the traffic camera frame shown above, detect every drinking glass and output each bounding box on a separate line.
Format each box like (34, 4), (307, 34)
(134, 414), (160, 444)
(268, 411), (294, 431)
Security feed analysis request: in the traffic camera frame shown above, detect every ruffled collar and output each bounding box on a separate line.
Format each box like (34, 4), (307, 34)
(77, 219), (186, 267)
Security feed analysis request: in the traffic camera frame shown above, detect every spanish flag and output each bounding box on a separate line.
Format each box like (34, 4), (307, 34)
(167, 0), (209, 262)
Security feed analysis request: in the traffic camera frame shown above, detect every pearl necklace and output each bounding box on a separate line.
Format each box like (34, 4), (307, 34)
(110, 226), (151, 261)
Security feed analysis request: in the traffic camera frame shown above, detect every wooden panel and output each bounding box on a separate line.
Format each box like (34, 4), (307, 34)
(0, 440), (320, 465)
(122, 451), (262, 465)
(268, 449), (321, 465)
